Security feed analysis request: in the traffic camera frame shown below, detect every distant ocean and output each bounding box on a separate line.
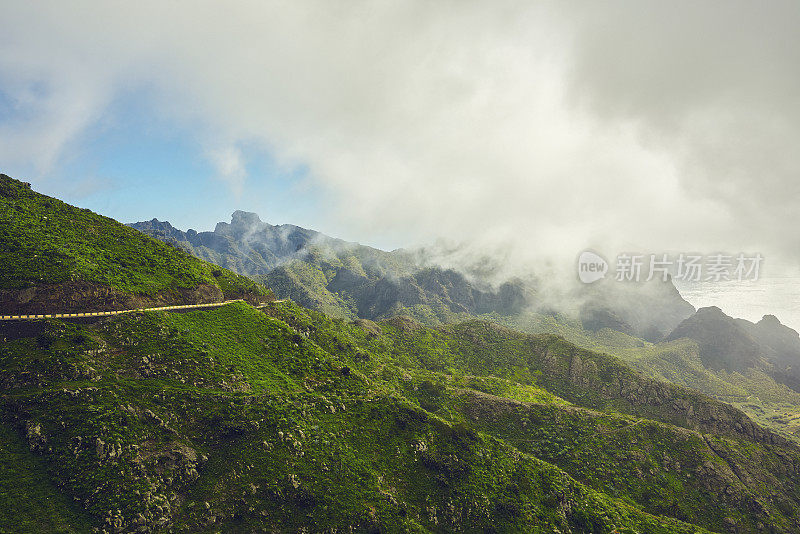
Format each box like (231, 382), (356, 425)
(674, 276), (800, 333)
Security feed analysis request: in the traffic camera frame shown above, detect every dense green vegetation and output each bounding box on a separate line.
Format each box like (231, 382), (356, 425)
(0, 421), (93, 533)
(4, 173), (800, 532)
(260, 249), (372, 319)
(482, 310), (650, 353)
(615, 338), (800, 441)
(0, 174), (268, 300)
(5, 300), (800, 532)
(491, 308), (800, 443)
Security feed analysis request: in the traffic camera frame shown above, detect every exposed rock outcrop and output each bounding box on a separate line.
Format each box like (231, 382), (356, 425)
(0, 281), (224, 315)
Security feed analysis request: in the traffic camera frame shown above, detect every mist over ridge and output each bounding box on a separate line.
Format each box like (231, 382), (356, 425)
(3, 3), (800, 532)
(131, 209), (697, 345)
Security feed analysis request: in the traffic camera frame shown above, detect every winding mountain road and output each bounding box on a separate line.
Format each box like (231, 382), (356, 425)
(0, 299), (287, 321)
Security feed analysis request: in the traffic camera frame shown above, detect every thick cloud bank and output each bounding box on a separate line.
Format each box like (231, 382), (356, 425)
(1, 1), (798, 272)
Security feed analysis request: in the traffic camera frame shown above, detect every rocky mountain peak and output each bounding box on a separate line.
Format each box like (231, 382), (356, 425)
(666, 306), (762, 371)
(230, 210), (264, 228)
(758, 314), (784, 327)
(695, 305), (725, 317)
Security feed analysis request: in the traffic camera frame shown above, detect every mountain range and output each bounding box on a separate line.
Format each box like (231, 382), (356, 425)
(130, 214), (532, 323)
(131, 212), (800, 450)
(130, 211), (341, 276)
(616, 305), (800, 439)
(130, 212), (695, 341)
(131, 211), (800, 440)
(4, 172), (800, 533)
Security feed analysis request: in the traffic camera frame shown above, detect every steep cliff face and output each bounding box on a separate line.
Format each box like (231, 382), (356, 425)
(439, 321), (788, 447)
(667, 307), (800, 385)
(579, 277), (696, 342)
(740, 314), (800, 385)
(666, 307), (763, 371)
(350, 269), (529, 321)
(264, 261), (531, 324)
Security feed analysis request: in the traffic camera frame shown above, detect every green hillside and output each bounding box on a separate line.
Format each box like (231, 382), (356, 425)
(0, 304), (691, 532)
(3, 174), (800, 532)
(493, 307), (800, 444)
(3, 299), (800, 532)
(0, 421), (93, 533)
(0, 174), (270, 311)
(617, 337), (800, 441)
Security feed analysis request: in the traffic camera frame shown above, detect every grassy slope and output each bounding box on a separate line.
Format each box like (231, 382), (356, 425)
(0, 174), (268, 299)
(493, 308), (800, 443)
(260, 254), (360, 319)
(2, 171), (797, 532)
(0, 302), (724, 534)
(272, 305), (800, 532)
(0, 421), (94, 533)
(482, 310), (650, 353)
(616, 339), (800, 441)
(7, 301), (800, 531)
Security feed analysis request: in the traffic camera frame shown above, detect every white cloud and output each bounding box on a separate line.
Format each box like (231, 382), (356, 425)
(207, 145), (247, 196)
(1, 0), (798, 272)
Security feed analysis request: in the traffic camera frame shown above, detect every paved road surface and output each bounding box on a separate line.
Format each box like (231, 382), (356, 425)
(0, 299), (287, 321)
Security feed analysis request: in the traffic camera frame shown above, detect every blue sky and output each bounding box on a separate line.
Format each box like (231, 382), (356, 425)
(1, 87), (336, 239)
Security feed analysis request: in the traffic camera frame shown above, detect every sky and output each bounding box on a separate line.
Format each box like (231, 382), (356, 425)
(1, 1), (799, 282)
